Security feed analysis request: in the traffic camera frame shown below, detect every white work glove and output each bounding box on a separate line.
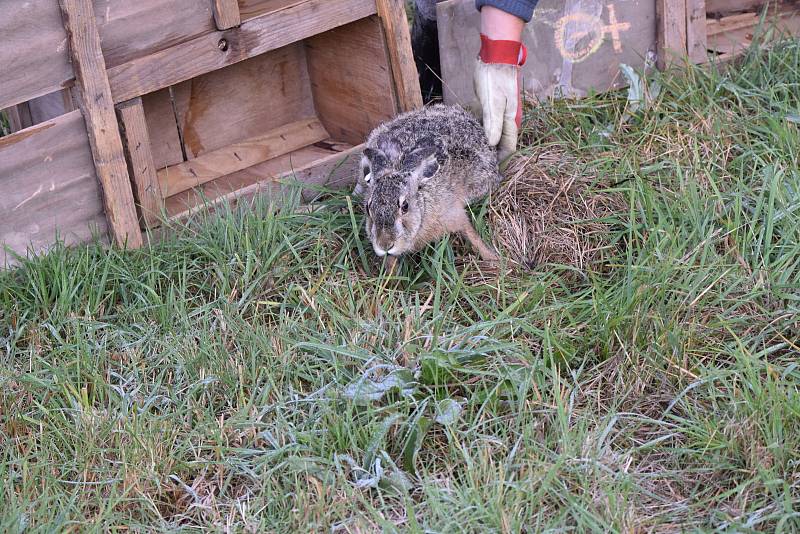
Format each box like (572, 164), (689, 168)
(473, 34), (527, 160)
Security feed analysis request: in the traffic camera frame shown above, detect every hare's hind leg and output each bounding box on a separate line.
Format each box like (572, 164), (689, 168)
(453, 209), (499, 263)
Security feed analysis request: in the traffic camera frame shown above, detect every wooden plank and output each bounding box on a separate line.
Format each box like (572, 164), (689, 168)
(59, 0), (143, 249)
(657, 0), (688, 69)
(141, 88), (188, 170)
(117, 98), (165, 227)
(376, 0), (424, 112)
(238, 0), (306, 21)
(0, 111), (108, 268)
(158, 117), (329, 197)
(306, 16), (398, 145)
(164, 142), (361, 220)
(213, 0), (242, 29)
(437, 0), (656, 105)
(0, 0), (74, 111)
(96, 0), (216, 68)
(707, 12), (760, 35)
(107, 0), (377, 103)
(686, 0), (708, 63)
(706, 0), (769, 14)
(172, 43), (315, 159)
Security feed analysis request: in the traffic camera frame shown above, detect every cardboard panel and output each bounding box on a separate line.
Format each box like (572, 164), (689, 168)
(437, 0), (657, 107)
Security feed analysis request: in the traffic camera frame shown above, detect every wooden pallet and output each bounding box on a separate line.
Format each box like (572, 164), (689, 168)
(0, 0), (421, 268)
(657, 0), (800, 67)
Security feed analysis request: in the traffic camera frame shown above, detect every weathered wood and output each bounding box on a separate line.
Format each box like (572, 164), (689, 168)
(376, 0), (424, 112)
(306, 16), (398, 145)
(158, 117), (329, 197)
(140, 88), (188, 170)
(164, 143), (361, 220)
(59, 0), (143, 249)
(238, 0), (307, 21)
(212, 0), (241, 29)
(0, 0), (74, 110)
(686, 0), (708, 63)
(96, 0), (215, 67)
(0, 111), (108, 268)
(117, 97), (165, 227)
(657, 0), (688, 69)
(437, 0), (655, 105)
(707, 6), (800, 57)
(172, 43), (316, 159)
(707, 12), (760, 34)
(107, 0), (377, 103)
(706, 0), (769, 14)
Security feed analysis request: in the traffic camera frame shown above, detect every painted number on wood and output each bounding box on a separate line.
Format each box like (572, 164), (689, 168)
(554, 4), (631, 63)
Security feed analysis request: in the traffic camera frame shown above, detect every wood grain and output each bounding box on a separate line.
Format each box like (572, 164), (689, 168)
(59, 0), (143, 249)
(657, 0), (688, 69)
(0, 0), (74, 110)
(158, 117), (329, 197)
(96, 0), (215, 67)
(117, 97), (165, 227)
(0, 111), (108, 268)
(375, 0), (424, 112)
(164, 142), (361, 220)
(686, 0), (708, 63)
(238, 0), (307, 21)
(107, 0), (376, 103)
(212, 0), (242, 29)
(706, 0), (769, 14)
(172, 43), (315, 159)
(305, 16), (398, 145)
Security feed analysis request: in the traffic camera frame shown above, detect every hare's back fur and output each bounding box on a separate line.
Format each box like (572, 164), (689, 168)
(365, 104), (502, 203)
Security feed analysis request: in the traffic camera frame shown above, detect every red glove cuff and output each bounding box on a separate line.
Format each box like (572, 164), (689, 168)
(478, 34), (527, 66)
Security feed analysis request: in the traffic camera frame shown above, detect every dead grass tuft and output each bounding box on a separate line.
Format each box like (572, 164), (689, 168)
(488, 147), (626, 273)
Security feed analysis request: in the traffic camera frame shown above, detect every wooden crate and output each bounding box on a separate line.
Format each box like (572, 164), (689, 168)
(658, 0), (800, 67)
(0, 0), (421, 268)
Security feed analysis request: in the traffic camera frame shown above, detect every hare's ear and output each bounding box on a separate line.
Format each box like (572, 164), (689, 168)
(409, 149), (440, 188)
(362, 148), (388, 185)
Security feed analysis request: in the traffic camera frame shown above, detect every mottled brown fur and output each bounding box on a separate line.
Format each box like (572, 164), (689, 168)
(354, 104), (503, 268)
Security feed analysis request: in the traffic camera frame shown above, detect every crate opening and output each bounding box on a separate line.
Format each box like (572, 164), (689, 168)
(139, 16), (397, 221)
(705, 0), (800, 58)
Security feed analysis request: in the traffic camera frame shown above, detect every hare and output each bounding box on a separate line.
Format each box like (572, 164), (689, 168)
(353, 104), (503, 271)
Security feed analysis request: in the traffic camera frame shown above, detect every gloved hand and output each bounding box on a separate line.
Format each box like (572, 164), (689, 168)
(473, 34), (527, 160)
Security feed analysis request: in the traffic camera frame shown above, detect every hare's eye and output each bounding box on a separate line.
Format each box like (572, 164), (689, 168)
(401, 200), (409, 213)
(364, 172), (372, 183)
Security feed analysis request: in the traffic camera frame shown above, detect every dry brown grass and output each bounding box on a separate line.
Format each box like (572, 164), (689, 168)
(487, 147), (626, 273)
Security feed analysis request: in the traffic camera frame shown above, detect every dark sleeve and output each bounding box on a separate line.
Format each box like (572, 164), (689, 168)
(475, 0), (537, 23)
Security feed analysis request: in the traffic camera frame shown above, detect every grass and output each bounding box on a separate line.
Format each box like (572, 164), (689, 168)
(2, 40), (800, 533)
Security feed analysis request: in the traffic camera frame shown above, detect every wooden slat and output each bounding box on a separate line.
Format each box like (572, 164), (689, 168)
(164, 142), (361, 220)
(0, 0), (73, 111)
(376, 0), (424, 112)
(59, 0), (143, 249)
(117, 97), (165, 228)
(96, 0), (216, 68)
(657, 0), (688, 69)
(238, 0), (306, 21)
(686, 0), (708, 63)
(0, 111), (108, 268)
(158, 117), (329, 197)
(107, 0), (377, 103)
(172, 43), (315, 159)
(706, 0), (768, 14)
(305, 17), (398, 145)
(212, 0), (241, 29)
(707, 12), (760, 35)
